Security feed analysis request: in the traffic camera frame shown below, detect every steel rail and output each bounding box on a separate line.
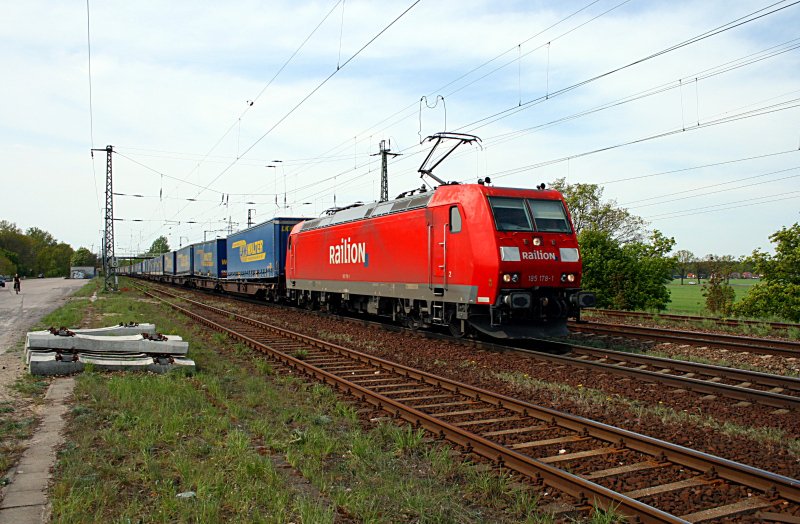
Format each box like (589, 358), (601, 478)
(567, 346), (800, 398)
(570, 321), (800, 358)
(142, 285), (800, 519)
(585, 309), (800, 332)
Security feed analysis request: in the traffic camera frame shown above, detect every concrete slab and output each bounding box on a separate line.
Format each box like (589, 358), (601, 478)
(0, 488), (47, 508)
(0, 505), (46, 524)
(4, 473), (51, 493)
(28, 323), (157, 336)
(26, 351), (196, 376)
(26, 333), (187, 354)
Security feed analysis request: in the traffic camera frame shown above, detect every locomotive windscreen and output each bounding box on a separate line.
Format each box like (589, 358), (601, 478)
(528, 199), (572, 233)
(489, 197), (534, 231)
(489, 197), (572, 233)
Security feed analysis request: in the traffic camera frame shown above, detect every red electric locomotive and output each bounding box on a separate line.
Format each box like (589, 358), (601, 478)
(285, 134), (594, 339)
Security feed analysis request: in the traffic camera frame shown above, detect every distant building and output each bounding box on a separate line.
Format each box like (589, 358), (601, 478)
(70, 266), (96, 279)
(742, 272), (754, 279)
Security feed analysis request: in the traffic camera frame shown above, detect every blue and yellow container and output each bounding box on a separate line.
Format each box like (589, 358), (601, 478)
(226, 217), (306, 280)
(176, 245), (194, 276)
(193, 239), (227, 278)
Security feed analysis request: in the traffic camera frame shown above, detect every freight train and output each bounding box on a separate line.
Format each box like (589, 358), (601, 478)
(124, 134), (595, 339)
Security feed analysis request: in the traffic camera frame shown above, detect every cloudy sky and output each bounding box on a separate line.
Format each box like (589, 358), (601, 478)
(2, 0), (799, 257)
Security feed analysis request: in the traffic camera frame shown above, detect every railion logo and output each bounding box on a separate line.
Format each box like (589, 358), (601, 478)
(232, 239), (265, 263)
(329, 237), (367, 266)
(522, 251), (557, 261)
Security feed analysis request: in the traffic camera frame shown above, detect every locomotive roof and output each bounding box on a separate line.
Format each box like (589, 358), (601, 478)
(298, 184), (564, 232)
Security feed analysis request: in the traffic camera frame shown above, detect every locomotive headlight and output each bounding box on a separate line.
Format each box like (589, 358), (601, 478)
(560, 273), (576, 283)
(533, 237), (542, 246)
(503, 274), (512, 283)
(502, 273), (520, 283)
(559, 247), (580, 262)
(511, 273), (519, 283)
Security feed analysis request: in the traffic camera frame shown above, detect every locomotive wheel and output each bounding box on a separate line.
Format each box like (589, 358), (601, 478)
(448, 319), (465, 338)
(404, 314), (420, 331)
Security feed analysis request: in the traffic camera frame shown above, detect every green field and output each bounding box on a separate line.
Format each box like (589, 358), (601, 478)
(666, 278), (759, 315)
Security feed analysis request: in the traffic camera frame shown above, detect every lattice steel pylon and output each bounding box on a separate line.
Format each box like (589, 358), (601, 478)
(372, 140), (400, 202)
(93, 145), (116, 291)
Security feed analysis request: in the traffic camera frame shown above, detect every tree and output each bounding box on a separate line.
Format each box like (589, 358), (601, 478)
(71, 247), (98, 267)
(0, 222), (33, 275)
(26, 227), (56, 248)
(674, 249), (695, 285)
(702, 255), (735, 316)
(579, 229), (675, 311)
(734, 223), (800, 321)
(0, 252), (14, 275)
(149, 236), (170, 255)
(550, 178), (647, 243)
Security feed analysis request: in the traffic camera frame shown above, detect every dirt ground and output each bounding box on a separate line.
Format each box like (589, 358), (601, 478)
(0, 277), (88, 402)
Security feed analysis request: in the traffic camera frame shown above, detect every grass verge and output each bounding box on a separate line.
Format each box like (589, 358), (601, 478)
(50, 281), (563, 522)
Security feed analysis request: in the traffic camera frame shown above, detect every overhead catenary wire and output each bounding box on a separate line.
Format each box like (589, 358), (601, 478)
(85, 0), (101, 214)
(644, 191), (800, 220)
(120, 4), (800, 249)
(622, 165), (800, 208)
(277, 18), (800, 202)
(162, 0), (422, 228)
(224, 0), (619, 199)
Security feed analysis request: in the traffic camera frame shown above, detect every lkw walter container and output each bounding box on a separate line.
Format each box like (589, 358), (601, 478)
(163, 251), (176, 276)
(193, 239), (227, 278)
(176, 245), (194, 276)
(152, 255), (164, 276)
(226, 217), (307, 280)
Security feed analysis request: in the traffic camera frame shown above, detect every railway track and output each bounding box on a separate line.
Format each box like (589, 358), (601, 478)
(569, 321), (800, 358)
(585, 310), (800, 334)
(146, 281), (800, 411)
(142, 284), (800, 523)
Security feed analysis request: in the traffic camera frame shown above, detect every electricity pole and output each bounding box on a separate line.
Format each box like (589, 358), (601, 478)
(92, 145), (116, 291)
(372, 140), (400, 202)
(247, 208), (256, 228)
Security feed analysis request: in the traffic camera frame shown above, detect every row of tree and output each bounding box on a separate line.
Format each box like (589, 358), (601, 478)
(553, 179), (800, 322)
(0, 221), (98, 278)
(0, 221), (73, 277)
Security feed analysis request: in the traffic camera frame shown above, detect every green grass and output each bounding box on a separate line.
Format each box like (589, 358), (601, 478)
(666, 278), (759, 315)
(49, 279), (556, 522)
(0, 402), (36, 476)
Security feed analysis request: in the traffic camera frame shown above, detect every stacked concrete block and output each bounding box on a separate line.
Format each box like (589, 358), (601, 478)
(26, 325), (195, 376)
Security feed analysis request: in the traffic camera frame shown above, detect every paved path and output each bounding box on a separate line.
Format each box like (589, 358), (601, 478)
(0, 277), (87, 357)
(0, 278), (88, 523)
(0, 379), (74, 523)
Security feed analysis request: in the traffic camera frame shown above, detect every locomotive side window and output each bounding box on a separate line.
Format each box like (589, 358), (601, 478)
(488, 197), (533, 231)
(449, 206), (462, 233)
(526, 199), (572, 233)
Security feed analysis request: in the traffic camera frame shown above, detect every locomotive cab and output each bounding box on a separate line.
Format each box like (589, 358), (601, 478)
(468, 188), (595, 338)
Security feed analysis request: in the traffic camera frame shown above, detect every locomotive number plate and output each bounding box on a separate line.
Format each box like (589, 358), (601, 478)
(528, 274), (554, 283)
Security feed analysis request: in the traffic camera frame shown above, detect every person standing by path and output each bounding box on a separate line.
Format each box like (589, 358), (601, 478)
(13, 274), (20, 294)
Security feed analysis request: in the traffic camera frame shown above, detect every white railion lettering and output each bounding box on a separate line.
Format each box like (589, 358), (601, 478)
(328, 238), (367, 265)
(522, 251), (557, 261)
